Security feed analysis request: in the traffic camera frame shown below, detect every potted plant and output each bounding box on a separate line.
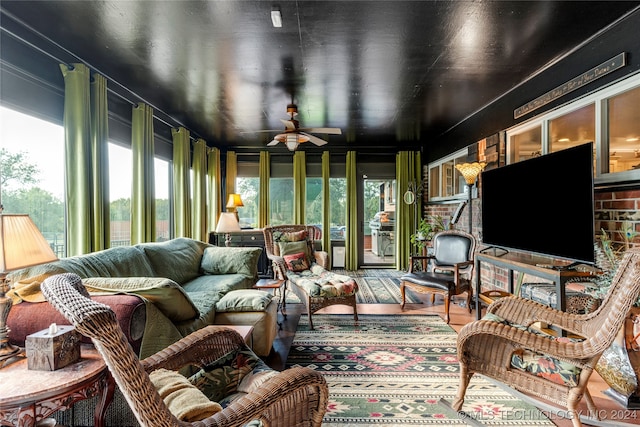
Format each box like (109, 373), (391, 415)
(410, 215), (446, 253)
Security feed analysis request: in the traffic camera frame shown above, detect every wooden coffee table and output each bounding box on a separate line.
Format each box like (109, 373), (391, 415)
(0, 345), (114, 427)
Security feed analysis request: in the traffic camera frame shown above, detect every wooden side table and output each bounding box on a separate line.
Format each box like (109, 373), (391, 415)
(0, 345), (114, 427)
(253, 278), (286, 328)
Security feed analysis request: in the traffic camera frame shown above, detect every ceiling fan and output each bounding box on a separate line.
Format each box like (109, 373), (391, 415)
(262, 103), (342, 151)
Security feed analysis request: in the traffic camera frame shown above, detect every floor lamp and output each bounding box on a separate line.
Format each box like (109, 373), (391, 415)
(455, 162), (486, 234)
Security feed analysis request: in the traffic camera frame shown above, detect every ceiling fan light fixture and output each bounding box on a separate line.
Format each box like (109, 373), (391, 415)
(271, 8), (282, 28)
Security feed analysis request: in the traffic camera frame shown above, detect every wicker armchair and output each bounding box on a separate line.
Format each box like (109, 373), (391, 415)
(263, 225), (358, 330)
(453, 248), (640, 427)
(41, 273), (328, 427)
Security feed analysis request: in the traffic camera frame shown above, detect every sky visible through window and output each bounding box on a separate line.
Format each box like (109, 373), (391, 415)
(1, 105), (168, 201)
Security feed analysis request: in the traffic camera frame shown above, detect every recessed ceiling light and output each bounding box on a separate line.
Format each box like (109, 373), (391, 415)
(271, 8), (282, 28)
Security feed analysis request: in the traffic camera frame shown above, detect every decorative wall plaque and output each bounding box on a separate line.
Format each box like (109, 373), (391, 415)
(514, 53), (626, 119)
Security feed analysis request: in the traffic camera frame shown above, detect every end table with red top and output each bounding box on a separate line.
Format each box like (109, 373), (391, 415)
(0, 345), (114, 427)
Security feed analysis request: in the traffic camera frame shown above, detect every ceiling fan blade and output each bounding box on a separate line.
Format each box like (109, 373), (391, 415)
(301, 132), (328, 146)
(267, 139), (280, 146)
(240, 129), (284, 133)
(300, 127), (342, 135)
(280, 119), (297, 131)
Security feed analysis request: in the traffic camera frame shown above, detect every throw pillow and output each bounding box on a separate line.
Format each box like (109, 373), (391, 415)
(283, 252), (310, 272)
(278, 240), (310, 259)
(215, 289), (273, 312)
(200, 246), (262, 278)
(149, 368), (222, 421)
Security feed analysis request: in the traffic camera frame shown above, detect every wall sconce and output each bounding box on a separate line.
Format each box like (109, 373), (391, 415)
(215, 212), (241, 247)
(455, 162), (486, 234)
(1, 213), (58, 367)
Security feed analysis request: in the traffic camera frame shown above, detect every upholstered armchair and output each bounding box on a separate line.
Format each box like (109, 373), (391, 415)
(399, 229), (476, 323)
(453, 248), (640, 427)
(263, 225), (358, 330)
(41, 273), (329, 427)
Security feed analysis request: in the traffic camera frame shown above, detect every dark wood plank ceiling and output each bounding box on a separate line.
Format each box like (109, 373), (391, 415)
(1, 1), (639, 157)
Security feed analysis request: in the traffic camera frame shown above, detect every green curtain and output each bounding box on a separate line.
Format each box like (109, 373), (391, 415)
(172, 127), (191, 238)
(130, 103), (156, 244)
(90, 73), (110, 251)
(396, 151), (422, 270)
(258, 151), (270, 228)
(60, 63), (92, 256)
(225, 151), (237, 205)
(345, 151), (358, 270)
(321, 151), (331, 252)
(293, 151), (306, 224)
(192, 138), (207, 241)
(207, 147), (222, 232)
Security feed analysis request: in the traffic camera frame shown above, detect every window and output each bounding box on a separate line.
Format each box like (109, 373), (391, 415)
(329, 177), (346, 239)
(505, 74), (640, 183)
(509, 126), (542, 163)
(427, 149), (469, 200)
(108, 143), (132, 246)
(607, 86), (640, 174)
(0, 106), (65, 256)
(270, 178), (293, 225)
(155, 158), (170, 241)
(236, 176), (259, 228)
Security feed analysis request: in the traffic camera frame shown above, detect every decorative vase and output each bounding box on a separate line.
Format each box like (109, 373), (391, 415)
(596, 306), (640, 408)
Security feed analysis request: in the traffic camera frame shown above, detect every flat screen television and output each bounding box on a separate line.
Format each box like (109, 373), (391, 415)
(481, 142), (595, 265)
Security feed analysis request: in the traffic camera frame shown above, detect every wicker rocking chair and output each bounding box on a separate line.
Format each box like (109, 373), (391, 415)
(263, 225), (358, 330)
(41, 273), (328, 427)
(453, 248), (640, 427)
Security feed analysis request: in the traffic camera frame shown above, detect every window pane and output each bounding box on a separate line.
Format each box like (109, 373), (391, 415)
(608, 86), (640, 173)
(428, 166), (440, 198)
(509, 127), (541, 163)
(155, 157), (170, 241)
(270, 178), (293, 225)
(0, 106), (65, 257)
(108, 143), (132, 246)
(306, 177), (322, 225)
(329, 178), (346, 240)
(549, 104), (595, 153)
(453, 154), (468, 195)
(236, 176), (259, 228)
(441, 160), (454, 197)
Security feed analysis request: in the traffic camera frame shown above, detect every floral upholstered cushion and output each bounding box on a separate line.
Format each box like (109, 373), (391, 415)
(287, 264), (358, 298)
(188, 345), (275, 404)
(482, 312), (584, 387)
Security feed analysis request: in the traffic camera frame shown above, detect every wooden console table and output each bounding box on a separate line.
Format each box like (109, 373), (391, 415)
(0, 345), (114, 427)
(475, 249), (596, 320)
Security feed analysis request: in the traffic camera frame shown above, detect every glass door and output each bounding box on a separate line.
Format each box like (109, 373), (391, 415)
(362, 178), (396, 267)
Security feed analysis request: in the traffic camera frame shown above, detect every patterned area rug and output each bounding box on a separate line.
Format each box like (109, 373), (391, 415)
(285, 269), (422, 304)
(286, 314), (554, 426)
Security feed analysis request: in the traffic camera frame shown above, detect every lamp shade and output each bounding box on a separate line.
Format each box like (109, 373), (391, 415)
(455, 162), (486, 185)
(215, 212), (241, 234)
(0, 214), (58, 273)
(226, 193), (244, 209)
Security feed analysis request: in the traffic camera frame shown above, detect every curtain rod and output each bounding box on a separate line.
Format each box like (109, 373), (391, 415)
(0, 9), (201, 141)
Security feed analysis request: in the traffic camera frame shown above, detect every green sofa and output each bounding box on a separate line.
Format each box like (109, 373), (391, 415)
(7, 237), (278, 358)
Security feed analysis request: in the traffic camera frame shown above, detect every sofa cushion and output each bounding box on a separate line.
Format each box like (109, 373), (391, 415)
(200, 246), (262, 279)
(149, 368), (222, 421)
(182, 274), (250, 294)
(84, 277), (199, 322)
(216, 290), (273, 312)
(141, 238), (208, 285)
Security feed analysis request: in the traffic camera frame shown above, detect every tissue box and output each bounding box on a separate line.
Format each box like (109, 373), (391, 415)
(26, 325), (81, 371)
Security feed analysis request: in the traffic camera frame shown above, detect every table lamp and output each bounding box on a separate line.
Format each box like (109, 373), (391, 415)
(215, 212), (241, 247)
(226, 193), (244, 221)
(0, 213), (58, 366)
(455, 162), (486, 234)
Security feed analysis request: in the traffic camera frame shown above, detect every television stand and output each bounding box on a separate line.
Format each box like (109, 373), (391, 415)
(475, 250), (598, 321)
